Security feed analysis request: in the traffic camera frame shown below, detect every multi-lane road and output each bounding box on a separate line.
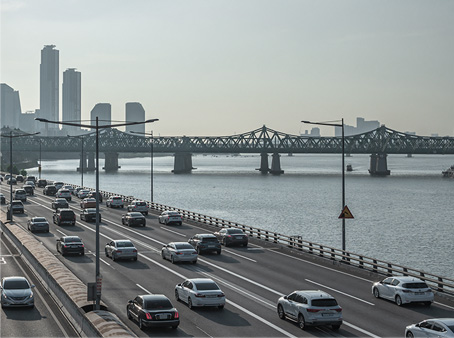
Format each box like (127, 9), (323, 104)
(2, 182), (454, 337)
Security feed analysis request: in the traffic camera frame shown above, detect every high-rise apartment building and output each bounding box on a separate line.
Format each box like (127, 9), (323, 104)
(90, 103), (111, 127)
(125, 102), (145, 134)
(39, 45), (59, 135)
(0, 83), (21, 129)
(62, 68), (81, 135)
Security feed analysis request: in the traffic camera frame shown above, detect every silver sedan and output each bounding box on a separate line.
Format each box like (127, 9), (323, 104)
(175, 278), (225, 310)
(161, 242), (198, 264)
(105, 240), (138, 261)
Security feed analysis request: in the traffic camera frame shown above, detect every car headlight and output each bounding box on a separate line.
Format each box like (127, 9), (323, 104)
(28, 291), (33, 299)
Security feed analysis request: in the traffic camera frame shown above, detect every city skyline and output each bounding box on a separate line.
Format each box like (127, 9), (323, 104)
(1, 0), (453, 137)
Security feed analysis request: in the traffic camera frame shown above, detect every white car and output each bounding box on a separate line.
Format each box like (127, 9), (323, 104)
(1, 276), (35, 308)
(277, 290), (342, 330)
(77, 189), (90, 199)
(158, 211), (183, 225)
(372, 276), (434, 306)
(106, 196), (124, 208)
(175, 278), (225, 310)
(105, 240), (138, 261)
(405, 318), (454, 337)
(56, 189), (72, 201)
(62, 185), (74, 195)
(161, 242), (198, 264)
(127, 200), (148, 215)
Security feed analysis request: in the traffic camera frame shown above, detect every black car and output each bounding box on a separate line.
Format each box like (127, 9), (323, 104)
(43, 185), (57, 196)
(23, 185), (34, 196)
(80, 208), (101, 222)
(127, 294), (179, 330)
(0, 193), (5, 204)
(188, 234), (221, 255)
(53, 209), (76, 226)
(56, 236), (84, 256)
(122, 212), (146, 227)
(27, 217), (50, 233)
(214, 228), (248, 247)
(16, 175), (24, 182)
(37, 179), (47, 188)
(51, 198), (69, 210)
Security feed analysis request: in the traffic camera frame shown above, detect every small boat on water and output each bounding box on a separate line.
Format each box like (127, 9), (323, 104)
(346, 164), (353, 172)
(442, 165), (454, 178)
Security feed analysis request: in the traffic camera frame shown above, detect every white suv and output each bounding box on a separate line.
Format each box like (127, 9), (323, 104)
(56, 189), (72, 201)
(106, 196), (124, 208)
(127, 200), (148, 215)
(277, 290), (342, 330)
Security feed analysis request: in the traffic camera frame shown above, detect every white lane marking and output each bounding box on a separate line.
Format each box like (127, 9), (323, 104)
(305, 279), (375, 306)
(136, 284), (152, 294)
(160, 227), (187, 237)
(343, 320), (381, 338)
(224, 249), (257, 262)
(100, 258), (112, 267)
(226, 300), (297, 338)
(196, 326), (213, 338)
(268, 248), (374, 283)
(434, 301), (454, 310)
(56, 229), (67, 236)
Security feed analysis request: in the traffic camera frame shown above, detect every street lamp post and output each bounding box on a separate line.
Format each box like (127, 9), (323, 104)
(39, 139), (42, 180)
(0, 131), (40, 222)
(301, 119), (346, 252)
(68, 134), (86, 187)
(130, 130), (154, 203)
(36, 117), (158, 310)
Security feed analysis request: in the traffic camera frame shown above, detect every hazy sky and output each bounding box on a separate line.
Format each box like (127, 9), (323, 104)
(1, 0), (453, 136)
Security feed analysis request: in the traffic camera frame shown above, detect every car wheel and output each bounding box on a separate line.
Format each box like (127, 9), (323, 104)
(113, 253), (117, 261)
(161, 251), (166, 260)
(133, 257), (137, 261)
(332, 324), (341, 331)
(298, 314), (306, 330)
(145, 212), (148, 215)
(243, 243), (248, 247)
(197, 247), (201, 254)
(395, 295), (403, 306)
(188, 297), (193, 309)
(192, 260), (197, 264)
(373, 287), (380, 298)
(105, 249), (109, 257)
(223, 238), (227, 246)
(217, 250), (221, 255)
(172, 325), (178, 330)
(277, 305), (285, 319)
(406, 331), (414, 338)
(175, 289), (180, 301)
(218, 305), (224, 310)
(80, 251), (84, 256)
(139, 317), (144, 330)
(127, 308), (132, 320)
(424, 301), (432, 307)
(170, 255), (175, 264)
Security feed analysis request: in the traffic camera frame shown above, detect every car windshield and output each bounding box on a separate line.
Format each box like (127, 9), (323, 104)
(3, 279), (29, 289)
(136, 202), (146, 206)
(117, 241), (134, 248)
(311, 299), (338, 307)
(169, 212), (180, 216)
(144, 298), (172, 310)
(402, 282), (429, 289)
(112, 197), (122, 200)
(227, 229), (244, 234)
(65, 237), (81, 243)
(130, 212), (143, 217)
(61, 211), (74, 216)
(194, 281), (219, 290)
(33, 218), (47, 222)
(202, 237), (218, 242)
(175, 243), (194, 250)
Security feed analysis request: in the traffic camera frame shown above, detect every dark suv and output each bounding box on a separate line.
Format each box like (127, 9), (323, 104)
(44, 185), (57, 196)
(188, 234), (221, 255)
(53, 208), (76, 226)
(37, 179), (47, 188)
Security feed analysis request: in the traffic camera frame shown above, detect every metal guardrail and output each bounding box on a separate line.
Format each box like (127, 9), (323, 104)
(57, 181), (454, 297)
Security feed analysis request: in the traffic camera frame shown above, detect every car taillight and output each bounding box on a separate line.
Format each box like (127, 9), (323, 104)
(335, 307), (342, 312)
(174, 311), (179, 319)
(81, 244), (84, 247)
(116, 250), (122, 254)
(195, 293), (205, 298)
(145, 313), (152, 320)
(63, 245), (68, 248)
(192, 251), (197, 255)
(402, 289), (412, 293)
(307, 308), (321, 313)
(175, 252), (183, 255)
(132, 250), (137, 253)
(217, 293), (225, 297)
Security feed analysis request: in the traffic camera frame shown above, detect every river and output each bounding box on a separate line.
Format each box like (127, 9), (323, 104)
(24, 153), (454, 279)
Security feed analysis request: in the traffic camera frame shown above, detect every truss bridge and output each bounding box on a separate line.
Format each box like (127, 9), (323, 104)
(3, 125), (454, 175)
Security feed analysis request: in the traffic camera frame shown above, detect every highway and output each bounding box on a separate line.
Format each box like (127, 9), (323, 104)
(2, 183), (454, 337)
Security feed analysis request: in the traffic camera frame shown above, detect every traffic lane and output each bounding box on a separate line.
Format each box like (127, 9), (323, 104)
(0, 233), (78, 338)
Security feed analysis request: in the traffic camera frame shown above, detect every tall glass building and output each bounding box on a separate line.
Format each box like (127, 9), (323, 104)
(39, 45), (59, 135)
(125, 102), (145, 134)
(62, 68), (81, 135)
(90, 103), (111, 127)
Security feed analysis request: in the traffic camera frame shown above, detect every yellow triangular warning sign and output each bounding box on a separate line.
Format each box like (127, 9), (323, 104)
(338, 205), (354, 219)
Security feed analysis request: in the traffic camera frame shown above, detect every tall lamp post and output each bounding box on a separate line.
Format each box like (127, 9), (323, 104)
(130, 130), (154, 203)
(301, 119), (346, 252)
(68, 134), (87, 187)
(0, 131), (40, 222)
(36, 117), (158, 310)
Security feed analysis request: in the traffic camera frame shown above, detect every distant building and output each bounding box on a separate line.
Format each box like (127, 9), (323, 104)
(39, 45), (59, 135)
(301, 127), (320, 137)
(19, 111), (37, 133)
(0, 83), (21, 129)
(335, 117), (380, 137)
(125, 102), (145, 134)
(62, 68), (81, 135)
(91, 103), (111, 127)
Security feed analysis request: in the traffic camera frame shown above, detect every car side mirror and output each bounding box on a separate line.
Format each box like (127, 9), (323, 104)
(283, 295), (288, 300)
(128, 300), (133, 304)
(31, 284), (35, 288)
(177, 283), (181, 287)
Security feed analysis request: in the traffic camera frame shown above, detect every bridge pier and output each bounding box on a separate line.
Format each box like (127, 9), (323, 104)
(257, 153), (269, 174)
(369, 153), (391, 176)
(269, 152), (284, 175)
(172, 152), (194, 174)
(77, 152), (87, 172)
(87, 152), (95, 171)
(103, 152), (120, 172)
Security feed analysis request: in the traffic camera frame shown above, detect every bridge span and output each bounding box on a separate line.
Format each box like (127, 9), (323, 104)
(3, 125), (454, 174)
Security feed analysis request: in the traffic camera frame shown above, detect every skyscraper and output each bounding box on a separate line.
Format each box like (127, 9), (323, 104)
(125, 102), (145, 134)
(62, 68), (81, 135)
(39, 45), (59, 135)
(0, 83), (21, 129)
(90, 103), (111, 127)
